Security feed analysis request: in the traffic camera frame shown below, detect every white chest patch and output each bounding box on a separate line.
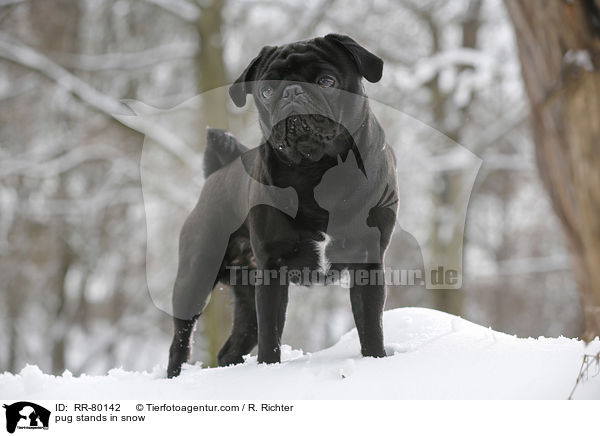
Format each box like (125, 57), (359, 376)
(312, 232), (332, 273)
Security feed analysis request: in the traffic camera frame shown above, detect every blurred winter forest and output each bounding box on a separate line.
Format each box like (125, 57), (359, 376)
(0, 0), (586, 375)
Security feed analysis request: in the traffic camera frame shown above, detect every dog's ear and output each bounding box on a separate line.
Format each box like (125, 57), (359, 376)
(324, 34), (383, 83)
(229, 46), (276, 107)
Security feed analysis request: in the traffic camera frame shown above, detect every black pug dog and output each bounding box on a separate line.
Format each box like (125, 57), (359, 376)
(167, 34), (398, 378)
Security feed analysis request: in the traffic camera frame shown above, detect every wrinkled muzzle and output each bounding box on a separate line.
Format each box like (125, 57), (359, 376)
(269, 114), (340, 160)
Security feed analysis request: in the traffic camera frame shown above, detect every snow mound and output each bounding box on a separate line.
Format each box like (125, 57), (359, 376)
(1, 308), (599, 399)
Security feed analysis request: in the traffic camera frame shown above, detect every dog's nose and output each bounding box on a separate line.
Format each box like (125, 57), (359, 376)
(297, 142), (319, 158)
(282, 84), (304, 100)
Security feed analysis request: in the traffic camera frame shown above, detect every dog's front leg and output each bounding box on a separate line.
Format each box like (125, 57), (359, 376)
(168, 316), (198, 378)
(349, 263), (386, 358)
(256, 281), (289, 364)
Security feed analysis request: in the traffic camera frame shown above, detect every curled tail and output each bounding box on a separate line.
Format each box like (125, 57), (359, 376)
(204, 127), (249, 178)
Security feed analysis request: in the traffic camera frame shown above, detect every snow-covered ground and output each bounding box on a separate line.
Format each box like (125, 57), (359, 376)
(1, 308), (599, 400)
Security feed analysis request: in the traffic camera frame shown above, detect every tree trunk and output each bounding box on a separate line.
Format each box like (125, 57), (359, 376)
(195, 0), (233, 366)
(505, 0), (600, 340)
(26, 0), (82, 374)
(197, 0), (229, 134)
(429, 0), (482, 316)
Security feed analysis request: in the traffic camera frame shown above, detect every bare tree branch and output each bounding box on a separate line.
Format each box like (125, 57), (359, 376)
(471, 254), (570, 277)
(469, 103), (529, 153)
(0, 0), (27, 6)
(0, 33), (202, 169)
(139, 0), (200, 22)
(51, 42), (198, 72)
(0, 145), (124, 178)
(289, 0), (335, 40)
(0, 73), (36, 100)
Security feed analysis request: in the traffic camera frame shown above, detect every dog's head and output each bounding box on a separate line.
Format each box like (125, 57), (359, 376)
(229, 34), (383, 164)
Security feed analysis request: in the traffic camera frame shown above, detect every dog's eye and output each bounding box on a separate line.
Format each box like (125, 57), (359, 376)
(317, 75), (336, 88)
(261, 86), (273, 99)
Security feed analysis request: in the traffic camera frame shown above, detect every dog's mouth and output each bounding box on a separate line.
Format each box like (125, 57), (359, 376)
(269, 114), (339, 161)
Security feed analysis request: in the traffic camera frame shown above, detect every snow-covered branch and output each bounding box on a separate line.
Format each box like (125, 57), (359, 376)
(0, 73), (36, 100)
(51, 42), (198, 72)
(481, 154), (534, 171)
(288, 0), (334, 40)
(471, 254), (570, 278)
(0, 145), (124, 178)
(0, 33), (202, 169)
(469, 104), (530, 153)
(0, 0), (27, 7)
(23, 187), (143, 218)
(140, 0), (201, 22)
